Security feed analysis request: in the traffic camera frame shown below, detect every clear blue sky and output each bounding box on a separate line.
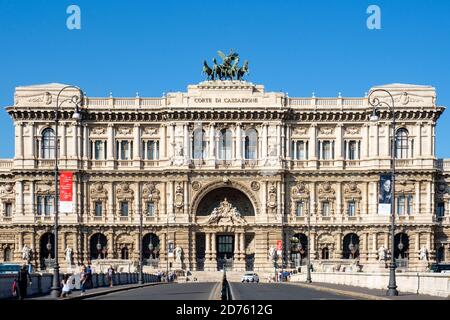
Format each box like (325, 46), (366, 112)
(0, 0), (449, 158)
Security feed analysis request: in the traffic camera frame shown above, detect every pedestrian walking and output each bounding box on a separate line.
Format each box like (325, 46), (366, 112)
(61, 274), (71, 298)
(80, 265), (87, 295)
(16, 264), (32, 300)
(86, 264), (93, 289)
(107, 266), (115, 287)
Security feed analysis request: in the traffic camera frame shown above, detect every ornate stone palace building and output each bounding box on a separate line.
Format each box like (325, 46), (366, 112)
(0, 81), (449, 273)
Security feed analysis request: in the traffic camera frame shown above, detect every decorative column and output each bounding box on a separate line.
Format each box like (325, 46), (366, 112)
(184, 124), (190, 164)
(262, 124), (268, 160)
(83, 124), (89, 160)
(336, 124), (343, 160)
(277, 124), (282, 158)
(362, 124), (369, 159)
(61, 123), (67, 159)
(135, 182), (140, 223)
(30, 181), (35, 217)
(108, 183), (114, 222)
(209, 123), (215, 161)
(309, 124), (317, 160)
(16, 181), (24, 215)
(371, 233), (377, 262)
(211, 233), (216, 268)
(15, 122), (24, 160)
(107, 124), (115, 168)
(236, 123), (242, 162)
(286, 125), (291, 159)
(133, 124), (141, 166)
(336, 183), (342, 217)
(335, 233), (342, 259)
(415, 181), (421, 215)
(107, 232), (114, 259)
(72, 178), (78, 215)
(160, 125), (167, 160)
(71, 123), (79, 159)
(415, 123), (422, 157)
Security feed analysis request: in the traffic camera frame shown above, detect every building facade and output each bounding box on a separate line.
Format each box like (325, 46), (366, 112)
(0, 81), (449, 273)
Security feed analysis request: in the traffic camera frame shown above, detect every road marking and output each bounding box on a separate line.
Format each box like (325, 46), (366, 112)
(208, 282), (221, 300)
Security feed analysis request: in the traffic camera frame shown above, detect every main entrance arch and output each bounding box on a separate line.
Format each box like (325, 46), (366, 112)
(194, 186), (256, 271)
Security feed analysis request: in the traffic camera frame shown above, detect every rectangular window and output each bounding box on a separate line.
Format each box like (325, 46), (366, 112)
(95, 202), (103, 217)
(145, 141), (159, 160)
(295, 201), (304, 217)
(323, 141), (332, 160)
(121, 141), (130, 160)
(37, 196), (43, 215)
(120, 202), (129, 216)
(147, 202), (155, 216)
(347, 201), (356, 216)
(397, 196), (406, 216)
(437, 202), (445, 217)
(322, 201), (330, 216)
(407, 195), (413, 215)
(4, 203), (12, 217)
(348, 141), (357, 160)
(45, 196), (54, 215)
(94, 141), (105, 160)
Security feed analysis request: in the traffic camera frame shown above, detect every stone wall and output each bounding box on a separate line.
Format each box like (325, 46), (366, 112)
(291, 272), (450, 298)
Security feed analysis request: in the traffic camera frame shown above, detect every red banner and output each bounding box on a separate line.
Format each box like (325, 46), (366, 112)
(276, 240), (282, 251)
(60, 172), (73, 213)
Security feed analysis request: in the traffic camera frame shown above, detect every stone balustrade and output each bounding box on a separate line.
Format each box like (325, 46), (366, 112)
(0, 272), (159, 300)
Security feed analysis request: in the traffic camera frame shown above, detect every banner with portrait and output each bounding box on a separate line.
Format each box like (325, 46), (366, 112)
(378, 174), (392, 216)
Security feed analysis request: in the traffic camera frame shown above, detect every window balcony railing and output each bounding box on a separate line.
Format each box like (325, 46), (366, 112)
(117, 160), (133, 167)
(344, 160), (361, 168)
(143, 160), (159, 167)
(90, 160), (107, 168)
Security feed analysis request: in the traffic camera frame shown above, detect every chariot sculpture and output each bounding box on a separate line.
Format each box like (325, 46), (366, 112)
(203, 50), (250, 81)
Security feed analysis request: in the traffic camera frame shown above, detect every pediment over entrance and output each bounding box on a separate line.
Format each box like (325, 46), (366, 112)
(204, 198), (247, 226)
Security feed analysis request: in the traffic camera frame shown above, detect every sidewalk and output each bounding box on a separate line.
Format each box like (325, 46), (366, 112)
(31, 282), (164, 300)
(289, 281), (448, 300)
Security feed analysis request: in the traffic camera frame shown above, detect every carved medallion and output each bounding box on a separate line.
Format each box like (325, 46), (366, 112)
(192, 181), (201, 192)
(251, 181), (260, 191)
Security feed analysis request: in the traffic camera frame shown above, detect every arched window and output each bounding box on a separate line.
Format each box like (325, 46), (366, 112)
(192, 129), (208, 160)
(244, 129), (258, 160)
(41, 128), (56, 159)
(395, 128), (409, 159)
(219, 129), (232, 160)
(3, 246), (11, 262)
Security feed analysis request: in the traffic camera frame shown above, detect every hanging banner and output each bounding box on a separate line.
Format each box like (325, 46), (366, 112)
(60, 172), (73, 213)
(276, 240), (283, 255)
(378, 174), (392, 216)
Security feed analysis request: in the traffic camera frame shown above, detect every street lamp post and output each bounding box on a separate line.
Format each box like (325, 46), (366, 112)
(138, 197), (144, 285)
(368, 88), (399, 296)
(50, 85), (83, 298)
(306, 208), (312, 283)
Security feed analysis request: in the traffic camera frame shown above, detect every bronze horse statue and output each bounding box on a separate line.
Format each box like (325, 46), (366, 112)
(237, 60), (249, 81)
(203, 60), (214, 80)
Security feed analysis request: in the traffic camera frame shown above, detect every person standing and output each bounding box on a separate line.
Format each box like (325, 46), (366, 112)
(16, 265), (32, 300)
(107, 266), (114, 287)
(80, 265), (87, 295)
(61, 274), (71, 298)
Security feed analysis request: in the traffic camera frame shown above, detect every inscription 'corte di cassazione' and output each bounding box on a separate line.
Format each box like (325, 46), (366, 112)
(193, 98), (258, 104)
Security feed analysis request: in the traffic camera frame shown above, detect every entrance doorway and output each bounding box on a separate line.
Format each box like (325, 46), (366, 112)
(217, 235), (234, 270)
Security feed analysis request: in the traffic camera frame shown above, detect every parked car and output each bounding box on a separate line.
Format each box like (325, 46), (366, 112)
(429, 263), (450, 273)
(241, 272), (259, 283)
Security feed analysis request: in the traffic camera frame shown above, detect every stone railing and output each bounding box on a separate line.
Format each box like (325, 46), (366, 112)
(0, 160), (12, 170)
(0, 271), (159, 300)
(85, 97), (162, 108)
(288, 97), (366, 108)
(291, 271), (450, 298)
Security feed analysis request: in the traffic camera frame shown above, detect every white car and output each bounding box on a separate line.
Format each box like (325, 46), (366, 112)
(241, 272), (259, 283)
